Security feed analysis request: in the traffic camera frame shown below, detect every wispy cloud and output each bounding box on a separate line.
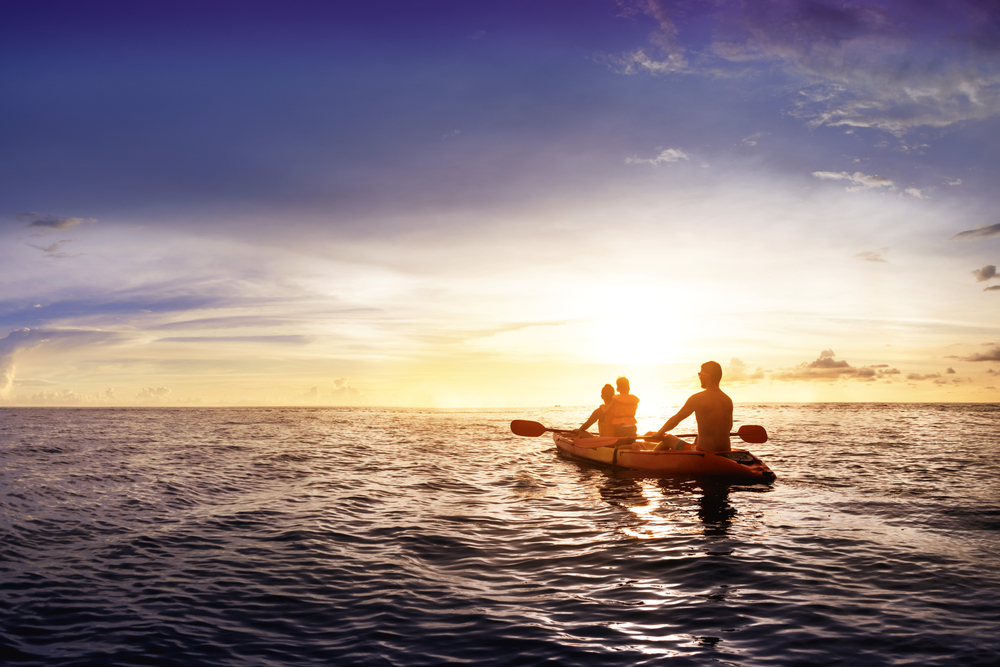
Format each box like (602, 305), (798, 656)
(613, 1), (1000, 136)
(0, 328), (134, 397)
(155, 335), (311, 344)
(855, 248), (889, 263)
(626, 148), (690, 165)
(26, 238), (78, 259)
(951, 222), (1000, 241)
(17, 212), (95, 230)
(603, 1), (688, 75)
(708, 1), (1000, 135)
(812, 170), (893, 191)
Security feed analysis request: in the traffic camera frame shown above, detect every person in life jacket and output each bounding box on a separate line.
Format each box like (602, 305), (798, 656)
(605, 376), (640, 439)
(576, 384), (616, 438)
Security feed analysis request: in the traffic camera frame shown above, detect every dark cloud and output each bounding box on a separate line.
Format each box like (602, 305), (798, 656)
(964, 345), (1000, 362)
(946, 367), (956, 374)
(951, 222), (1000, 241)
(771, 350), (899, 382)
(907, 372), (942, 381)
(985, 285), (1000, 291)
(971, 265), (998, 282)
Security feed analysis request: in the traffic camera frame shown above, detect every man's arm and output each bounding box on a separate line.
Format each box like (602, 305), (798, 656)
(656, 396), (697, 436)
(577, 405), (605, 435)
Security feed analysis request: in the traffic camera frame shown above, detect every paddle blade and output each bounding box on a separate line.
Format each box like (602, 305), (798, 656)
(511, 420), (547, 437)
(736, 424), (768, 444)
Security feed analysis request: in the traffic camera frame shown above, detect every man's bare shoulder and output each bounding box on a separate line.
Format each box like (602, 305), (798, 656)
(692, 388), (732, 407)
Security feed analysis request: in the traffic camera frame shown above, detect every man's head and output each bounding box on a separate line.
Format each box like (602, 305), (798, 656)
(616, 376), (630, 394)
(699, 361), (723, 388)
(601, 384), (615, 402)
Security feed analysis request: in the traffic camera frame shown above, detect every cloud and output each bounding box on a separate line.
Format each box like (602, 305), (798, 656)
(26, 389), (87, 405)
(812, 171), (894, 191)
(155, 335), (311, 344)
(603, 2), (687, 75)
(17, 212), (95, 230)
(0, 329), (45, 396)
(704, 1), (1000, 135)
(972, 265), (998, 282)
(946, 367), (956, 374)
(0, 328), (133, 398)
(26, 239), (78, 258)
(964, 345), (1000, 362)
(626, 148), (690, 165)
(855, 248), (888, 262)
(771, 349), (899, 382)
(136, 386), (171, 401)
(946, 178), (963, 186)
(605, 48), (688, 75)
(14, 378), (59, 387)
(724, 357), (764, 382)
(294, 378), (366, 405)
(331, 382), (365, 404)
(153, 316), (298, 331)
(985, 285), (1000, 291)
(904, 188), (925, 199)
(907, 372), (942, 381)
(610, 2), (1000, 134)
(951, 223), (1000, 241)
(741, 132), (767, 146)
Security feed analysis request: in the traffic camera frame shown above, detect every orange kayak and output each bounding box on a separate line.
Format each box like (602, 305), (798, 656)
(553, 433), (776, 483)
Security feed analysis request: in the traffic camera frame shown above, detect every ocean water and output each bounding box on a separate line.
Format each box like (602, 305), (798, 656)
(1, 404), (998, 666)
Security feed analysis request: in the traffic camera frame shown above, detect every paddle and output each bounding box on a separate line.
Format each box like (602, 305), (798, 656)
(510, 420), (577, 437)
(510, 420), (768, 447)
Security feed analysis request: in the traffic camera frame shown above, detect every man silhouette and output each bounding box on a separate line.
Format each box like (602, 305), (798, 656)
(653, 361), (733, 452)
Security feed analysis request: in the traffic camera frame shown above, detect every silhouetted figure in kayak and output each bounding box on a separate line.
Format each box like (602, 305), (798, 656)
(576, 383), (616, 438)
(652, 361), (733, 453)
(606, 376), (640, 439)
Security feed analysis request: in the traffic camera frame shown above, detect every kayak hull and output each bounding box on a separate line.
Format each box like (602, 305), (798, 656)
(553, 433), (776, 483)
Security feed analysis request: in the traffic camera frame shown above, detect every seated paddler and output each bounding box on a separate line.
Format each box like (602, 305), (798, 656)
(575, 383), (616, 438)
(605, 376), (640, 441)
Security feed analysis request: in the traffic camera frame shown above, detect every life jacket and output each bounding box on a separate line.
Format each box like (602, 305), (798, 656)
(605, 394), (639, 426)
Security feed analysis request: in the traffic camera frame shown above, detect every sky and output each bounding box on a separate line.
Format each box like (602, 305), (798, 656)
(2, 0), (999, 408)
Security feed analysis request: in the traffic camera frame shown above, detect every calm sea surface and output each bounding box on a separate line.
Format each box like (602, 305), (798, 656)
(1, 404), (998, 666)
